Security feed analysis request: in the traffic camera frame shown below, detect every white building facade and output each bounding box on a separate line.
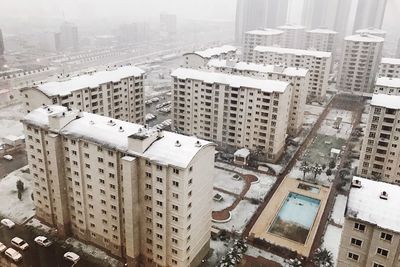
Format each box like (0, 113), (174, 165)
(277, 24), (306, 49)
(242, 29), (283, 62)
(182, 45), (237, 69)
(379, 58), (400, 78)
(306, 29), (337, 52)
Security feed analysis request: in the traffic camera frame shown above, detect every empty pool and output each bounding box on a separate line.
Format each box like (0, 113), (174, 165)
(268, 192), (320, 244)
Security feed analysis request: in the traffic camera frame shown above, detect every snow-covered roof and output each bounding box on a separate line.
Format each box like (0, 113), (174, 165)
(370, 94), (400, 109)
(191, 45), (237, 59)
(278, 24), (305, 30)
(381, 57), (400, 65)
(356, 28), (386, 35)
(345, 34), (384, 43)
(234, 148), (250, 158)
(171, 68), (290, 93)
(31, 66), (145, 97)
(376, 77), (400, 88)
(254, 46), (331, 58)
(347, 177), (400, 233)
(207, 59), (309, 77)
(245, 29), (284, 36)
(307, 29), (337, 34)
(23, 105), (213, 168)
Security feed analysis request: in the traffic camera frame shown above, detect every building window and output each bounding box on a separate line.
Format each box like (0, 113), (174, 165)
(347, 252), (359, 261)
(156, 165), (163, 171)
(350, 238), (362, 247)
(373, 263), (384, 267)
(173, 168), (179, 174)
(376, 248), (389, 258)
(172, 181), (179, 187)
(354, 222), (366, 232)
(380, 232), (393, 242)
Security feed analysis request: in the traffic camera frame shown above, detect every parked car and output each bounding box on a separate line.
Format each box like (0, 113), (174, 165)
(3, 155), (13, 160)
(34, 236), (52, 247)
(1, 218), (15, 229)
(0, 242), (7, 252)
(11, 237), (29, 250)
(5, 248), (22, 262)
(64, 252), (80, 263)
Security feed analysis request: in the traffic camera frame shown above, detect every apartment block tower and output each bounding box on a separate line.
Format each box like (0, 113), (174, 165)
(207, 59), (310, 136)
(21, 66), (145, 124)
(242, 29), (283, 62)
(253, 46), (332, 98)
(22, 105), (215, 267)
(171, 68), (292, 163)
(277, 24), (306, 49)
(352, 0), (387, 32)
(306, 29), (337, 52)
(337, 34), (384, 93)
(379, 58), (400, 78)
(338, 177), (400, 267)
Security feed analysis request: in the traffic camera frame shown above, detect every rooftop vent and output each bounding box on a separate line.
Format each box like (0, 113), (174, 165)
(47, 108), (52, 113)
(195, 140), (202, 147)
(351, 179), (362, 188)
(380, 191), (388, 200)
(175, 140), (181, 147)
(107, 120), (116, 126)
(62, 112), (65, 116)
(119, 126), (124, 132)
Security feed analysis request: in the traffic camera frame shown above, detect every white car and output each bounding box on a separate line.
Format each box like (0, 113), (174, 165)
(64, 251), (80, 263)
(3, 155), (13, 160)
(34, 236), (52, 247)
(5, 248), (22, 262)
(1, 218), (15, 229)
(0, 242), (6, 252)
(11, 237), (29, 251)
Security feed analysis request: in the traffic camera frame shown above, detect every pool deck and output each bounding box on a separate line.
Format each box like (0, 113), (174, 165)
(249, 177), (331, 257)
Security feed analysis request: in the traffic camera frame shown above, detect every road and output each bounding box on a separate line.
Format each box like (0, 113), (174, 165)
(0, 150), (27, 178)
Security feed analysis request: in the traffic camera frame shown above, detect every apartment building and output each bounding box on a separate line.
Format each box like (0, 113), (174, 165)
(306, 29), (337, 52)
(337, 34), (384, 93)
(22, 105), (215, 267)
(277, 24), (306, 49)
(171, 67), (292, 163)
(182, 45), (237, 69)
(253, 46), (332, 98)
(20, 66), (145, 124)
(338, 177), (400, 267)
(356, 28), (386, 39)
(379, 58), (400, 78)
(357, 92), (400, 184)
(242, 29), (284, 62)
(207, 59), (309, 135)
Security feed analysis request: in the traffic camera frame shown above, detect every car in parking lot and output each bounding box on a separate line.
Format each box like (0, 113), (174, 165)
(34, 236), (52, 247)
(0, 242), (7, 252)
(64, 251), (80, 263)
(5, 247), (22, 262)
(11, 237), (29, 250)
(1, 218), (15, 229)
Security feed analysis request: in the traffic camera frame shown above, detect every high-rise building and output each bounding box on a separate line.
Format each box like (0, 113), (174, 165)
(242, 29), (284, 61)
(352, 0), (388, 32)
(55, 22), (79, 51)
(396, 38), (400, 58)
(117, 22), (150, 44)
(160, 13), (177, 38)
(338, 177), (400, 267)
(22, 105), (215, 267)
(356, 28), (386, 38)
(333, 0), (354, 41)
(182, 45), (237, 69)
(306, 29), (337, 52)
(0, 28), (4, 55)
(20, 66), (145, 124)
(379, 58), (400, 78)
(171, 68), (292, 162)
(207, 59), (309, 136)
(253, 46), (332, 98)
(337, 34), (384, 93)
(302, 0), (340, 30)
(235, 0), (288, 44)
(277, 24), (306, 49)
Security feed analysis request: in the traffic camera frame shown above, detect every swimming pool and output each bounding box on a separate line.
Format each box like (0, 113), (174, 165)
(269, 192), (320, 244)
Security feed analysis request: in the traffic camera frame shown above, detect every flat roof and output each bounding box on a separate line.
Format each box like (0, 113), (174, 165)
(345, 34), (384, 43)
(371, 93), (400, 109)
(254, 46), (331, 58)
(347, 177), (400, 233)
(307, 28), (337, 34)
(245, 29), (284, 36)
(381, 57), (400, 65)
(171, 68), (290, 93)
(192, 45), (237, 59)
(356, 28), (386, 35)
(277, 24), (306, 30)
(32, 66), (145, 97)
(376, 77), (400, 88)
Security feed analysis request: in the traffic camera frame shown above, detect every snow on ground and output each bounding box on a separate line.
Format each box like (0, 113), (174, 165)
(318, 120), (353, 139)
(245, 175), (276, 201)
(245, 245), (286, 266)
(326, 109), (353, 123)
(289, 161), (334, 186)
(66, 238), (122, 267)
(26, 218), (53, 233)
(208, 240), (230, 265)
(264, 163), (283, 174)
(331, 195), (347, 226)
(322, 225), (343, 266)
(212, 190), (237, 212)
(213, 199), (258, 234)
(304, 114), (319, 125)
(304, 104), (324, 115)
(214, 168), (245, 195)
(0, 104), (24, 120)
(0, 166), (34, 224)
(0, 104), (25, 139)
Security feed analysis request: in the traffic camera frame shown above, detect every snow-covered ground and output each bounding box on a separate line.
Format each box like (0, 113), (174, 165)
(212, 190), (236, 212)
(305, 104), (324, 116)
(318, 120), (353, 139)
(214, 168), (245, 195)
(245, 245), (286, 266)
(208, 240), (230, 265)
(245, 175), (276, 201)
(213, 199), (258, 234)
(0, 166), (34, 223)
(289, 161), (334, 186)
(331, 195), (347, 226)
(0, 104), (25, 139)
(322, 224), (343, 266)
(304, 114), (319, 125)
(26, 218), (52, 233)
(326, 109), (353, 124)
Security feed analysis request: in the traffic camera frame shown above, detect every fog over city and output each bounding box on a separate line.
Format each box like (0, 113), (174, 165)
(1, 1), (400, 267)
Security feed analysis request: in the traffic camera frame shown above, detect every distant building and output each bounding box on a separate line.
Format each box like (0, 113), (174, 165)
(338, 177), (400, 267)
(117, 22), (149, 44)
(302, 0), (342, 30)
(55, 22), (79, 51)
(337, 34), (384, 93)
(20, 66), (145, 124)
(253, 46), (332, 98)
(356, 28), (386, 38)
(171, 67), (292, 162)
(0, 28), (4, 55)
(22, 105), (215, 267)
(396, 38), (400, 58)
(182, 45), (237, 68)
(242, 29), (284, 61)
(160, 13), (177, 37)
(207, 59), (309, 136)
(277, 24), (306, 49)
(352, 0), (387, 32)
(306, 29), (337, 52)
(379, 58), (400, 78)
